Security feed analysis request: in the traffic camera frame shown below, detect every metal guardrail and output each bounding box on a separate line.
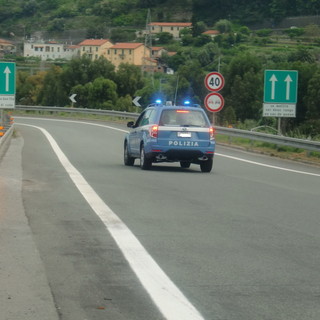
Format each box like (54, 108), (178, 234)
(15, 105), (139, 119)
(0, 125), (14, 161)
(215, 126), (320, 152)
(7, 105), (320, 153)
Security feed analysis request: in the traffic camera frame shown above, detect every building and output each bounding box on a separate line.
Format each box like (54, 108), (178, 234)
(148, 22), (192, 39)
(78, 39), (113, 60)
(24, 41), (80, 60)
(0, 39), (16, 57)
(202, 30), (220, 39)
(106, 43), (151, 69)
(151, 46), (167, 59)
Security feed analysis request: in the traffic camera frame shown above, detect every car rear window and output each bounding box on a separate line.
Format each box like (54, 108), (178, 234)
(159, 109), (208, 127)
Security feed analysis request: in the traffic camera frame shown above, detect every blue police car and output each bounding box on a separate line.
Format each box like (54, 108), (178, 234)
(124, 101), (215, 172)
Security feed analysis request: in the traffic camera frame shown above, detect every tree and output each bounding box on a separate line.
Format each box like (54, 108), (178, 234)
(60, 56), (116, 100)
(87, 77), (118, 109)
(224, 53), (263, 121)
(115, 95), (135, 111)
(115, 63), (144, 97)
(305, 70), (320, 120)
(156, 32), (173, 44)
(17, 71), (47, 105)
(38, 65), (65, 106)
(215, 19), (232, 34)
(288, 47), (315, 63)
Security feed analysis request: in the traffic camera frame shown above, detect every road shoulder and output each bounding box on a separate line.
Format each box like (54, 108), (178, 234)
(0, 135), (59, 320)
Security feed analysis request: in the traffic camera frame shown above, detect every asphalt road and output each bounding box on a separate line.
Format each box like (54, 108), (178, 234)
(1, 117), (320, 320)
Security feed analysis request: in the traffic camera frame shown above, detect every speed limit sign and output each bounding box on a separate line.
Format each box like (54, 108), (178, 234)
(204, 92), (225, 112)
(204, 72), (225, 92)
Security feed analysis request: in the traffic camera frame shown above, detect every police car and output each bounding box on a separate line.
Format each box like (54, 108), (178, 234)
(124, 100), (215, 172)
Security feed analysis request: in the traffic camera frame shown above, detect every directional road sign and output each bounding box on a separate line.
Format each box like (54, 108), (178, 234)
(264, 70), (298, 104)
(0, 62), (16, 109)
(132, 96), (141, 107)
(69, 93), (77, 103)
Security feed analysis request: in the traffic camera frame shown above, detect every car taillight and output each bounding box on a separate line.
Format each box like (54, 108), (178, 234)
(209, 126), (215, 140)
(149, 125), (159, 138)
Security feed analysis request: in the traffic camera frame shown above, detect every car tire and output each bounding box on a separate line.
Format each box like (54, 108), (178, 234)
(200, 158), (213, 173)
(180, 161), (191, 168)
(124, 142), (135, 166)
(140, 144), (152, 170)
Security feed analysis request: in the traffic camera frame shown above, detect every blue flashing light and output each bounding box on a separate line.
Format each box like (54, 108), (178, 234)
(155, 99), (162, 104)
(184, 100), (191, 106)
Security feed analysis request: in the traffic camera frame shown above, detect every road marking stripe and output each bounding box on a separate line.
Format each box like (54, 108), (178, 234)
(216, 153), (320, 177)
(19, 123), (204, 320)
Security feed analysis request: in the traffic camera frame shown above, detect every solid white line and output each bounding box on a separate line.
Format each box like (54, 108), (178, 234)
(19, 123), (204, 320)
(14, 116), (128, 133)
(216, 152), (320, 177)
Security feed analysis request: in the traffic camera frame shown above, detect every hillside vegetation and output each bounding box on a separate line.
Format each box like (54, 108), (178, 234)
(2, 0), (320, 140)
(1, 0), (320, 38)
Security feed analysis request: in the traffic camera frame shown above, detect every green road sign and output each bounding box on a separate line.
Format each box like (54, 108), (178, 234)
(264, 70), (298, 104)
(0, 62), (16, 95)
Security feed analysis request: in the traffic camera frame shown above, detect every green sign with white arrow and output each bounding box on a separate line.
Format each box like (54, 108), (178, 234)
(0, 62), (15, 95)
(264, 70), (298, 104)
(0, 62), (16, 109)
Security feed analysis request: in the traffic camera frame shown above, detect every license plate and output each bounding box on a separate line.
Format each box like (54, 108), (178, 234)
(177, 132), (191, 138)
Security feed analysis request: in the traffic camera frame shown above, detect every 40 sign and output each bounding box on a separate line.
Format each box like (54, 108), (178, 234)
(204, 92), (224, 113)
(204, 72), (225, 92)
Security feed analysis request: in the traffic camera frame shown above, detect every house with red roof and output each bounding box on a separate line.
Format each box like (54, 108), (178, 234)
(78, 39), (113, 60)
(0, 38), (16, 57)
(106, 42), (151, 69)
(148, 22), (192, 39)
(202, 30), (220, 39)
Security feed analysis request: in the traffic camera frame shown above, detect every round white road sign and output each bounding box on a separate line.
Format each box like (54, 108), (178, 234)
(204, 72), (225, 92)
(204, 92), (225, 112)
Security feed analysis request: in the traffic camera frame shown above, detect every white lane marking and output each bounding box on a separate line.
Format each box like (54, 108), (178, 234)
(216, 153), (320, 177)
(16, 117), (320, 177)
(14, 116), (128, 133)
(19, 123), (205, 320)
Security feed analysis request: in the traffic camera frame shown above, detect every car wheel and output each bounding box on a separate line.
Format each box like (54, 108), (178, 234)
(140, 145), (152, 170)
(124, 142), (135, 166)
(180, 161), (191, 168)
(200, 158), (213, 173)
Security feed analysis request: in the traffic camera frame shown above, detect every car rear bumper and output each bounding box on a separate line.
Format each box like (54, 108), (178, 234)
(146, 148), (214, 162)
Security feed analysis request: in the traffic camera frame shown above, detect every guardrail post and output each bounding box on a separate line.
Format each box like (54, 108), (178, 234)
(0, 110), (3, 129)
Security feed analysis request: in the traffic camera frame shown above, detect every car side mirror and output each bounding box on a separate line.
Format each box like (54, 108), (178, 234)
(127, 121), (135, 128)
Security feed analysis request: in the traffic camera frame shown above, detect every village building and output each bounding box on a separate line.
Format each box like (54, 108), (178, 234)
(0, 38), (16, 57)
(151, 46), (167, 58)
(202, 30), (220, 39)
(78, 39), (113, 60)
(148, 22), (192, 39)
(24, 41), (80, 60)
(106, 42), (151, 69)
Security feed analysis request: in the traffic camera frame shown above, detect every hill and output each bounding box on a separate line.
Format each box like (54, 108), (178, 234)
(1, 0), (320, 41)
